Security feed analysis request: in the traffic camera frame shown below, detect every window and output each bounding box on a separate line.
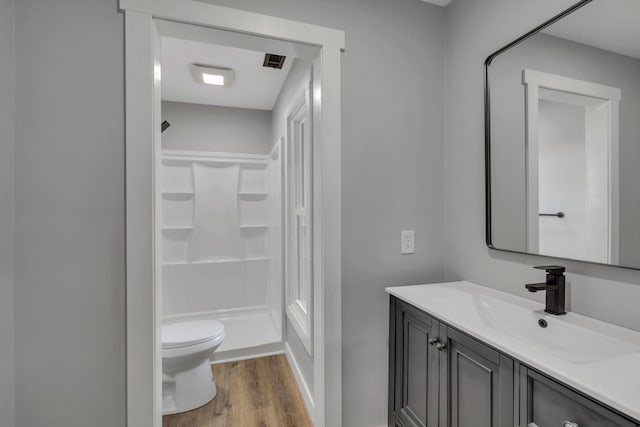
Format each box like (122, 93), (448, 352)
(285, 80), (313, 355)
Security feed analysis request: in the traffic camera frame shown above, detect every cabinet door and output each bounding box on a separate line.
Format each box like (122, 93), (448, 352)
(440, 325), (514, 427)
(520, 367), (635, 427)
(389, 297), (439, 427)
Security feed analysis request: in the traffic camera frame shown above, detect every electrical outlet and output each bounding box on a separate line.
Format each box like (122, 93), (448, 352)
(401, 230), (415, 254)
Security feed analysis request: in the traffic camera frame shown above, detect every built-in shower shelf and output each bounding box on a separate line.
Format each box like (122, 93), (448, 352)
(244, 257), (269, 262)
(162, 191), (195, 200)
(191, 258), (243, 265)
(163, 156), (267, 168)
(163, 258), (267, 266)
(238, 192), (268, 199)
(240, 224), (269, 229)
(162, 226), (194, 231)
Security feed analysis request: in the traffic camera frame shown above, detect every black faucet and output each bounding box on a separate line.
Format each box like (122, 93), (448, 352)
(525, 265), (566, 315)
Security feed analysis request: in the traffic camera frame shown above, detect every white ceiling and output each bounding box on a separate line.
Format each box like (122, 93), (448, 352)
(161, 36), (293, 110)
(542, 0), (640, 60)
(419, 0), (453, 6)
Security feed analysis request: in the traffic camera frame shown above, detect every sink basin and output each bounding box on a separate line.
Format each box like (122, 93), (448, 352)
(385, 280), (640, 422)
(433, 292), (638, 364)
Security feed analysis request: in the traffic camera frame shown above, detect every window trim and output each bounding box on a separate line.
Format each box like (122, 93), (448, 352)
(285, 78), (314, 355)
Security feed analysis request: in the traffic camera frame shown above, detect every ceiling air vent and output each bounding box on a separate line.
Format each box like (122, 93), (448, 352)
(263, 53), (286, 69)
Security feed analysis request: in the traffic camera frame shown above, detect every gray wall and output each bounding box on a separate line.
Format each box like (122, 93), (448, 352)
(161, 101), (272, 154)
(489, 32), (640, 266)
(0, 0), (15, 426)
(199, 1), (446, 425)
(14, 1), (126, 426)
(269, 58), (316, 395)
(444, 0), (640, 334)
(10, 2), (640, 427)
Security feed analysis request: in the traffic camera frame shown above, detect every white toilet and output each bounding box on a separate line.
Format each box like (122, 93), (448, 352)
(161, 319), (226, 415)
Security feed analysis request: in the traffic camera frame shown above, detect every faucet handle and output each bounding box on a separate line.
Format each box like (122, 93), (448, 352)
(525, 282), (547, 293)
(534, 265), (565, 276)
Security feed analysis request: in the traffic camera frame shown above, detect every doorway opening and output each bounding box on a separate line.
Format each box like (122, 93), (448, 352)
(122, 2), (344, 426)
(156, 20), (318, 425)
(523, 69), (620, 263)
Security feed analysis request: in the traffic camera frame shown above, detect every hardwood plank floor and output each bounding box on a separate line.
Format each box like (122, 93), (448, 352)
(162, 354), (313, 427)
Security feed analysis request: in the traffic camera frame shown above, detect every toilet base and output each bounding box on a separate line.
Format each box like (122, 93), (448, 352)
(162, 359), (217, 415)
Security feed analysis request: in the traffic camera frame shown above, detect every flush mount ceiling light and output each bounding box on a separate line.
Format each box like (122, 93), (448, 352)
(191, 64), (235, 87)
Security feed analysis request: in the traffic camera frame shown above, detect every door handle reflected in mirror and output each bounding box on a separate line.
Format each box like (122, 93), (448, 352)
(562, 422), (579, 427)
(539, 212), (565, 218)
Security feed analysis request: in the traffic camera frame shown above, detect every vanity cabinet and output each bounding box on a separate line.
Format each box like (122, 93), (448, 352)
(388, 297), (513, 427)
(520, 368), (635, 427)
(389, 296), (639, 427)
(389, 297), (439, 427)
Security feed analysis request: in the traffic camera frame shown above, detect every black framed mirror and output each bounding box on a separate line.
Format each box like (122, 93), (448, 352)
(485, 0), (640, 269)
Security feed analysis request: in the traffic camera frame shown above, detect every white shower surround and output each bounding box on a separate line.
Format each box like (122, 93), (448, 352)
(160, 147), (283, 357)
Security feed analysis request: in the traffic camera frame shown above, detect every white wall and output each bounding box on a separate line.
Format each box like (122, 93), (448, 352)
(13, 1), (126, 426)
(0, 0), (15, 425)
(161, 101), (271, 154)
(444, 0), (640, 335)
(266, 146), (283, 333)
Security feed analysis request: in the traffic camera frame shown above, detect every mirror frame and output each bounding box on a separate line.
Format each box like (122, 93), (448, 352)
(482, 0), (640, 270)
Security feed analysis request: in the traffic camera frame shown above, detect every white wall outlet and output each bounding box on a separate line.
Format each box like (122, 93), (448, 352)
(401, 230), (415, 254)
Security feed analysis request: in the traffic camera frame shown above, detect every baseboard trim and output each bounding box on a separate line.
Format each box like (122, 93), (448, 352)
(285, 342), (315, 424)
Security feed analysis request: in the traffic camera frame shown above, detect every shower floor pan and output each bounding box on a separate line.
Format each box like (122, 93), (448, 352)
(164, 306), (283, 363)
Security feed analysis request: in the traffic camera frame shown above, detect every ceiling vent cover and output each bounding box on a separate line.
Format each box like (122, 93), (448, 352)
(263, 53), (286, 69)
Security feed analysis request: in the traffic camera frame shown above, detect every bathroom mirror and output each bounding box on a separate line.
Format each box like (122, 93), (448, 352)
(485, 0), (640, 269)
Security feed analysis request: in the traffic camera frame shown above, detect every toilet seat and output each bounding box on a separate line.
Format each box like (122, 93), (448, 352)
(162, 320), (225, 349)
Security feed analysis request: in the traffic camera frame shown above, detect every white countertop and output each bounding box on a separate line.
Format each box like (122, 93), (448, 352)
(386, 281), (640, 422)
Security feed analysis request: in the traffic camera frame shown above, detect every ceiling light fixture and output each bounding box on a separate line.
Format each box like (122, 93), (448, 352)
(191, 64), (234, 87)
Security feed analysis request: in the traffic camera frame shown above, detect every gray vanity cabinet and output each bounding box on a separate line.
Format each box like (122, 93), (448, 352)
(389, 296), (439, 427)
(520, 368), (635, 427)
(388, 297), (514, 427)
(389, 296), (640, 427)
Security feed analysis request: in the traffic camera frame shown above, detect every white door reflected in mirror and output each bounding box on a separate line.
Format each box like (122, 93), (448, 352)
(523, 70), (620, 264)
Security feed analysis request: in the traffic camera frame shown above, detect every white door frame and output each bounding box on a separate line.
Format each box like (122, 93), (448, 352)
(523, 69), (620, 262)
(122, 2), (344, 426)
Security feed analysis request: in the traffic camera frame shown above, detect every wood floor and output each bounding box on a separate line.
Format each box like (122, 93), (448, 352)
(162, 354), (313, 427)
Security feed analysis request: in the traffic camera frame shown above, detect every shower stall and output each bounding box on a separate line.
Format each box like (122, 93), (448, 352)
(160, 144), (283, 360)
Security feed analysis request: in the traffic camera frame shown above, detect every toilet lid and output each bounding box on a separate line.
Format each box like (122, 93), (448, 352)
(162, 320), (225, 349)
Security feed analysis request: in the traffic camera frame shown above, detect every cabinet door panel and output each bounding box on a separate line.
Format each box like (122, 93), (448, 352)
(442, 326), (514, 427)
(454, 351), (493, 426)
(389, 297), (439, 427)
(521, 368), (635, 427)
(404, 319), (430, 424)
